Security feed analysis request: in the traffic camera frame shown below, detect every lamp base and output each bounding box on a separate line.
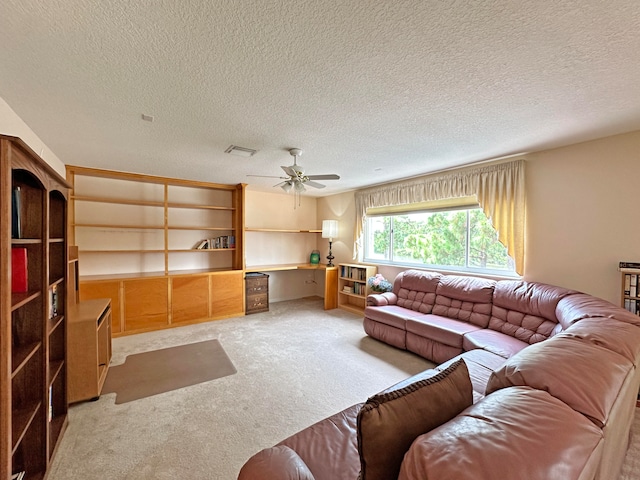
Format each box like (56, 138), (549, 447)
(326, 241), (334, 267)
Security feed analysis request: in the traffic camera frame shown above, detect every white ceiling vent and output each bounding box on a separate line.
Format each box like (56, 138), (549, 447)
(225, 145), (257, 157)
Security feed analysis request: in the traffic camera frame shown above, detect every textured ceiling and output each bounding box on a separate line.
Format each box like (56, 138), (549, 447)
(1, 1), (640, 196)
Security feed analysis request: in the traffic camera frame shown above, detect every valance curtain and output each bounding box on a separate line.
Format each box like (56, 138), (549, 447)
(354, 159), (526, 275)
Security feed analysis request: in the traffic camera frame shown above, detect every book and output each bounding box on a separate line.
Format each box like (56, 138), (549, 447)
(11, 471), (25, 480)
(49, 385), (53, 421)
(11, 247), (28, 293)
(49, 284), (58, 318)
(12, 186), (21, 238)
(620, 261), (640, 269)
(625, 274), (631, 296)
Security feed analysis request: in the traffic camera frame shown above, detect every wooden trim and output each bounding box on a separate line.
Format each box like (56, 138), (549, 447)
(66, 164), (244, 190)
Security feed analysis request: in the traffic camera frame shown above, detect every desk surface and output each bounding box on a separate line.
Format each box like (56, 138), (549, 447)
(245, 263), (337, 272)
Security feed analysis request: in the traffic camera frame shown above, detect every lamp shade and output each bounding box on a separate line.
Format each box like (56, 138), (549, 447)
(322, 220), (339, 239)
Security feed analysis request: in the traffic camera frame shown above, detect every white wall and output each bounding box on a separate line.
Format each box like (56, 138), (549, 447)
(0, 96), (65, 177)
(524, 130), (640, 304)
(319, 130), (640, 305)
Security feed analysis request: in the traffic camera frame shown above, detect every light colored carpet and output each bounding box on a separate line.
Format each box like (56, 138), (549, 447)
(49, 297), (640, 480)
(102, 339), (236, 404)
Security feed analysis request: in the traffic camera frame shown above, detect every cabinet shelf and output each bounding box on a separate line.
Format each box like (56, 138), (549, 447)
(339, 276), (367, 284)
(339, 291), (367, 300)
(11, 402), (41, 453)
(71, 195), (164, 207)
(10, 238), (42, 245)
(11, 291), (41, 311)
(168, 202), (235, 211)
(168, 226), (234, 231)
(80, 249), (166, 254)
(11, 342), (41, 377)
(48, 315), (64, 335)
(72, 223), (164, 230)
(245, 227), (321, 233)
(48, 360), (64, 386)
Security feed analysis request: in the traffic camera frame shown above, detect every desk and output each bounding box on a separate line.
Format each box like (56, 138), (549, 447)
(245, 264), (338, 309)
(67, 298), (112, 403)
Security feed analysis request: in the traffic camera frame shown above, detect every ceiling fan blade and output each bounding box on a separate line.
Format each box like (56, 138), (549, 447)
(281, 165), (297, 177)
(247, 174), (287, 179)
(306, 174), (340, 180)
(304, 180), (326, 189)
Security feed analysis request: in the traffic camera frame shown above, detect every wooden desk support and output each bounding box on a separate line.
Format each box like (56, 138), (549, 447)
(68, 298), (112, 403)
(245, 264), (338, 310)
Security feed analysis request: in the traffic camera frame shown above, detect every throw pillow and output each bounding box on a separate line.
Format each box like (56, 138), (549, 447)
(356, 359), (473, 480)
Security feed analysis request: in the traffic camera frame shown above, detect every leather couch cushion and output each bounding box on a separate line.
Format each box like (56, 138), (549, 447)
(436, 349), (507, 400)
(237, 445), (315, 480)
(556, 293), (640, 329)
(559, 317), (640, 366)
(432, 275), (495, 327)
(364, 305), (422, 329)
(279, 403), (363, 480)
(462, 328), (528, 358)
(399, 387), (604, 480)
(357, 359), (472, 480)
(489, 280), (575, 343)
(395, 270), (442, 313)
(486, 336), (633, 427)
(406, 315), (482, 348)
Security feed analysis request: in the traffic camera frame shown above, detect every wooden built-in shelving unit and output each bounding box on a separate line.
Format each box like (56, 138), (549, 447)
(66, 165), (246, 336)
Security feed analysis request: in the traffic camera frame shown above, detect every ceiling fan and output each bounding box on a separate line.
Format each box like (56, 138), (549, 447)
(248, 148), (340, 193)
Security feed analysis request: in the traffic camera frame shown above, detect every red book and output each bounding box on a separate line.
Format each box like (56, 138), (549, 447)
(11, 247), (28, 293)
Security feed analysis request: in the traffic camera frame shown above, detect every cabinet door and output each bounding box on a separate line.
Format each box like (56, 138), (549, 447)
(123, 278), (168, 332)
(171, 275), (209, 323)
(80, 280), (122, 334)
(210, 271), (244, 317)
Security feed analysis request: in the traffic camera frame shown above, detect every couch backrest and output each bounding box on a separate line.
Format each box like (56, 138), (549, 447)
(489, 280), (576, 344)
(395, 270), (442, 313)
(432, 275), (496, 327)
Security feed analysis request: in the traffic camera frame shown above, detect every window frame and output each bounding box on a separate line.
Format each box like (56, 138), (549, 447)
(363, 206), (519, 278)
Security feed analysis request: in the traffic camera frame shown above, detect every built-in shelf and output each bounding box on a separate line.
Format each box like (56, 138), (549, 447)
(245, 227), (322, 233)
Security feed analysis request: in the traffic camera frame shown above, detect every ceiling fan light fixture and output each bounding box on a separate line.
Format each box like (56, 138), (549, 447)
(294, 181), (306, 193)
(281, 181), (293, 193)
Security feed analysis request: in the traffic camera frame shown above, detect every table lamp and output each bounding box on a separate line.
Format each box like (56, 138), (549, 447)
(322, 220), (338, 266)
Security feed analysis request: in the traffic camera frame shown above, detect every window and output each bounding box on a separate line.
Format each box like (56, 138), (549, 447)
(364, 207), (516, 275)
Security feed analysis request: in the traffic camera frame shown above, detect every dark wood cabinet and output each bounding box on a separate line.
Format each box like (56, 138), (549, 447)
(1, 135), (69, 480)
(245, 273), (269, 314)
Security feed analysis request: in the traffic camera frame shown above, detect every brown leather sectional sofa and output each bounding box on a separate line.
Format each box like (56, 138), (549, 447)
(239, 269), (640, 480)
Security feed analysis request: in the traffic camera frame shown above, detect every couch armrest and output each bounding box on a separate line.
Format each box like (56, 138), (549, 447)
(367, 292), (398, 306)
(238, 445), (316, 480)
